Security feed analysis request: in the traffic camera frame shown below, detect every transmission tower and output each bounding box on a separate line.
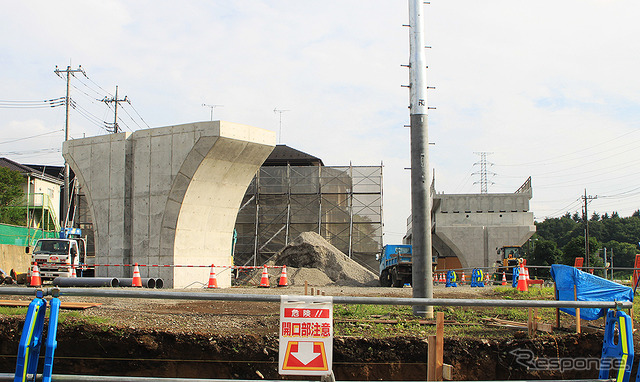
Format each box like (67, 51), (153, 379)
(101, 86), (129, 133)
(472, 152), (495, 193)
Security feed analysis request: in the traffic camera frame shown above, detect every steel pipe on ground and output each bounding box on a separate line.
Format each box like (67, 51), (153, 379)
(118, 278), (156, 288)
(52, 277), (119, 288)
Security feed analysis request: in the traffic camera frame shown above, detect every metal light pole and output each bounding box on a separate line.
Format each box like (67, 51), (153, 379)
(408, 0), (433, 318)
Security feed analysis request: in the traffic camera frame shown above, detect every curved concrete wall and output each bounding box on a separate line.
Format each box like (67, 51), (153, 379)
(63, 121), (275, 288)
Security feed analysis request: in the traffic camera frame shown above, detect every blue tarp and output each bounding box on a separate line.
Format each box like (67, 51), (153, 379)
(550, 264), (633, 321)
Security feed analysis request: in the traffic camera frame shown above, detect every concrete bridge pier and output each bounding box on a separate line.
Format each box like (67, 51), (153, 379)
(63, 121), (276, 288)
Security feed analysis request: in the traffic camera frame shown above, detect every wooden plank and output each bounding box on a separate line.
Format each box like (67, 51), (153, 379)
(0, 300), (102, 310)
(435, 312), (444, 381)
(554, 282), (560, 329)
(574, 285), (581, 334)
(427, 335), (436, 381)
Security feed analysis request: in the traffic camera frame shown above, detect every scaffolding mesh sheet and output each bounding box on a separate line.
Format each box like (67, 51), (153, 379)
(234, 165), (382, 269)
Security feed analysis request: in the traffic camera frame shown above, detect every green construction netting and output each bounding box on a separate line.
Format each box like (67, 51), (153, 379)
(0, 224), (58, 247)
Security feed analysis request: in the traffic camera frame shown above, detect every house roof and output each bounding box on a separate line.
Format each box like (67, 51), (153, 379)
(0, 158), (64, 185)
(265, 145), (324, 166)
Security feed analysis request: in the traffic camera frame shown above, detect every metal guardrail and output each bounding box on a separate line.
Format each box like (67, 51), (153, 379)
(0, 287), (632, 310)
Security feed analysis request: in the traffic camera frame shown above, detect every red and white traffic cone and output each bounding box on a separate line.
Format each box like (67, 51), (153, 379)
(259, 266), (270, 288)
(132, 263), (142, 287)
(460, 272), (466, 284)
(71, 265), (77, 278)
(517, 264), (528, 292)
(207, 264), (218, 289)
(29, 263), (42, 287)
(278, 265), (288, 287)
(501, 271), (507, 286)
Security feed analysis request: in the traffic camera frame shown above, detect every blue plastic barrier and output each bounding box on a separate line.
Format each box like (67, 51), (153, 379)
(42, 290), (61, 382)
(512, 266), (519, 288)
(599, 309), (634, 382)
(13, 289), (60, 382)
(445, 270), (457, 287)
(470, 268), (484, 288)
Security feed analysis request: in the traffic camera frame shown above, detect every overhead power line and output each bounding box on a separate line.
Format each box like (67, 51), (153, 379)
(0, 129), (64, 145)
(0, 97), (65, 109)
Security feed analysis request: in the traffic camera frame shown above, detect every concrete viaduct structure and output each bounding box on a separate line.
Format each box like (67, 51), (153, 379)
(406, 178), (536, 270)
(63, 121), (275, 288)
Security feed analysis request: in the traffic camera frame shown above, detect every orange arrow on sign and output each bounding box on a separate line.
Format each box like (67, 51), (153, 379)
(281, 341), (328, 371)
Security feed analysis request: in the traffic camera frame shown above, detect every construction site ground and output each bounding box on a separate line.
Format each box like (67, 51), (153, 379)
(0, 283), (626, 380)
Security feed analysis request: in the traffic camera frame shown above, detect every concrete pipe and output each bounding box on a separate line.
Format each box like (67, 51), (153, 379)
(154, 278), (164, 289)
(52, 277), (119, 287)
(118, 278), (156, 288)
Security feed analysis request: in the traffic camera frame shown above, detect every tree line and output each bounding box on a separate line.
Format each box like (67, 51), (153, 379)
(527, 210), (640, 278)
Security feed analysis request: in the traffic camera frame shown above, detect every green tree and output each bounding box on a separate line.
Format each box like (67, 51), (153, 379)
(602, 241), (638, 277)
(562, 236), (604, 274)
(0, 167), (25, 225)
(529, 238), (561, 279)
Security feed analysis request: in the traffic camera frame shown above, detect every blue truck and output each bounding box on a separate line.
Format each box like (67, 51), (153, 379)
(377, 244), (413, 287)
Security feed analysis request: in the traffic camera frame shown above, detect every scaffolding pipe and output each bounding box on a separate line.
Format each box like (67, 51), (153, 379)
(0, 288), (631, 309)
(0, 374), (614, 382)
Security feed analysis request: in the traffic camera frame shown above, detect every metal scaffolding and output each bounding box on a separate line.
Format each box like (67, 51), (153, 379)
(234, 164), (383, 271)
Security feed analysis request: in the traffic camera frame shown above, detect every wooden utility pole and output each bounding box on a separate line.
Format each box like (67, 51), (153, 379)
(101, 86), (129, 133)
(54, 65), (85, 227)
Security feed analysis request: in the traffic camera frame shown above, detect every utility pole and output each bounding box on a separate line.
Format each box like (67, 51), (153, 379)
(581, 189), (597, 268)
(473, 152), (495, 194)
(202, 104), (223, 121)
(273, 108), (290, 144)
(408, 0), (433, 318)
(101, 86), (129, 133)
(54, 65), (86, 228)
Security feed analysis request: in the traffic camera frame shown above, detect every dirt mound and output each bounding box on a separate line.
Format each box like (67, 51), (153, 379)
(266, 232), (378, 287)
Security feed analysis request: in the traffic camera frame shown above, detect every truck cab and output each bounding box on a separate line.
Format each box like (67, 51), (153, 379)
(28, 228), (87, 280)
(378, 244), (412, 287)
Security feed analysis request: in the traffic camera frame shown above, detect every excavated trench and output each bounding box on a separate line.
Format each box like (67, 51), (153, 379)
(0, 316), (623, 380)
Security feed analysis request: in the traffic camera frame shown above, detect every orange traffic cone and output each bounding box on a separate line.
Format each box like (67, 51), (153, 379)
(207, 264), (218, 289)
(501, 271), (507, 286)
(517, 264), (528, 292)
(29, 263), (42, 287)
(461, 272), (466, 284)
(71, 265), (77, 278)
(259, 266), (270, 288)
(278, 265), (288, 287)
(132, 263), (142, 287)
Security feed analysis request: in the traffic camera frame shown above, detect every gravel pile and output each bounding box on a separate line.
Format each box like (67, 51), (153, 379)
(240, 232), (378, 287)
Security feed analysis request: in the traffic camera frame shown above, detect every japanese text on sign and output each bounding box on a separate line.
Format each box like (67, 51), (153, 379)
(281, 322), (331, 338)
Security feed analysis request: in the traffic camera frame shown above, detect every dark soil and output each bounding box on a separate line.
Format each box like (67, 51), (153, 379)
(0, 316), (613, 380)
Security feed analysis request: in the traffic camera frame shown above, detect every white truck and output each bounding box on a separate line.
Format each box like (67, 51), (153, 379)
(27, 228), (88, 280)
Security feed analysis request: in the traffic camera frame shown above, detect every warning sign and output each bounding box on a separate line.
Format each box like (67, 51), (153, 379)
(279, 296), (333, 376)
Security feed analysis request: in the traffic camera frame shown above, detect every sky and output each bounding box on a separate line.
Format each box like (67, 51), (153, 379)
(1, 0), (639, 244)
